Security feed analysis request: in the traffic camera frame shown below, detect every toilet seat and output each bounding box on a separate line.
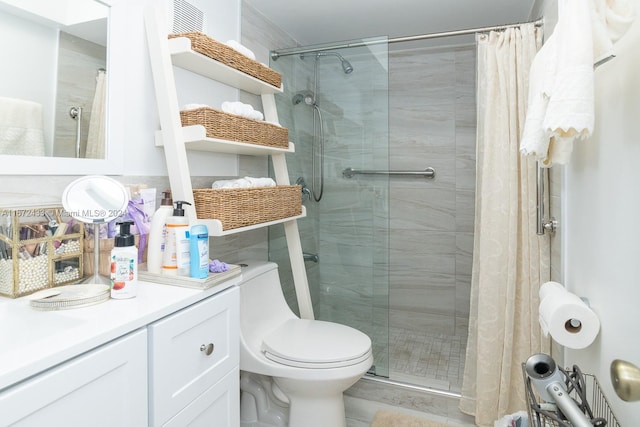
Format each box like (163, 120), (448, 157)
(262, 319), (372, 369)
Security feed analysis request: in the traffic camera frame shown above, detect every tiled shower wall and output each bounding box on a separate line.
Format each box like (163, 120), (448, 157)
(388, 45), (476, 338)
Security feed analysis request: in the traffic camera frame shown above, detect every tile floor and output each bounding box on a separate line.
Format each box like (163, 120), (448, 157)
(344, 377), (475, 426)
(385, 326), (468, 393)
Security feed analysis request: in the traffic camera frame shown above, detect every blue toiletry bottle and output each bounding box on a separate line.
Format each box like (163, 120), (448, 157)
(189, 224), (209, 278)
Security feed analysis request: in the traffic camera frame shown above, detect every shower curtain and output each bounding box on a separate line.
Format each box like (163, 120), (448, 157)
(85, 69), (107, 159)
(459, 23), (550, 426)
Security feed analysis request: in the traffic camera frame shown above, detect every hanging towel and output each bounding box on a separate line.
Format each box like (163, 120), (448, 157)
(591, 0), (636, 63)
(85, 70), (107, 159)
(0, 97), (46, 156)
(520, 0), (635, 167)
(520, 0), (595, 167)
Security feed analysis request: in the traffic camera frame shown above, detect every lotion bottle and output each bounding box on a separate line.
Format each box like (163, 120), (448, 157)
(110, 220), (138, 299)
(146, 190), (172, 274)
(161, 201), (191, 276)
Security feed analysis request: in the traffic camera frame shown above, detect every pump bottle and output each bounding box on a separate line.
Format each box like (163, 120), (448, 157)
(162, 201), (191, 276)
(146, 190), (172, 274)
(110, 220), (138, 299)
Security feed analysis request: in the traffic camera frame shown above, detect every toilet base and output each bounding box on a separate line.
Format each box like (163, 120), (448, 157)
(288, 394), (346, 427)
(240, 372), (289, 427)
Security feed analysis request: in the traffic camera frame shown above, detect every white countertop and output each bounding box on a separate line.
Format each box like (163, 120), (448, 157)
(0, 277), (241, 391)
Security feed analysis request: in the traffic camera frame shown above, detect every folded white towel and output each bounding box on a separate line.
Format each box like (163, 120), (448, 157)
(212, 177), (276, 189)
(225, 40), (256, 60)
(182, 103), (210, 110)
(520, 0), (595, 167)
(221, 101), (264, 121)
(243, 176), (276, 187)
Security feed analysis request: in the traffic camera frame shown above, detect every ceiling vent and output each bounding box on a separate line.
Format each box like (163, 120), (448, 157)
(172, 0), (204, 33)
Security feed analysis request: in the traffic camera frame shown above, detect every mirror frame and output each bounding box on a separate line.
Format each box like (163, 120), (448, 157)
(1, 0), (124, 175)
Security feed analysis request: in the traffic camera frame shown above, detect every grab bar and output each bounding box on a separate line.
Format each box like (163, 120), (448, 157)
(343, 166), (435, 179)
(536, 163), (557, 235)
(69, 106), (83, 158)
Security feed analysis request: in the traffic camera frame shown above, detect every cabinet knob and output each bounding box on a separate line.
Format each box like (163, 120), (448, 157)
(200, 343), (214, 356)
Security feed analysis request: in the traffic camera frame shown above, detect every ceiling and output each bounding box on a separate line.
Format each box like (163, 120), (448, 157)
(244, 0), (538, 47)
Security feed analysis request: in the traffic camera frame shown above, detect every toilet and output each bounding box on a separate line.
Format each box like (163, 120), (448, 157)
(237, 261), (373, 427)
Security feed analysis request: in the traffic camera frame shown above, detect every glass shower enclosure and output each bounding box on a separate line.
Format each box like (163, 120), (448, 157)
(268, 37), (390, 377)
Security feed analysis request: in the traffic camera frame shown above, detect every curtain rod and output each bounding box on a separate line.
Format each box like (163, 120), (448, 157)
(271, 17), (544, 60)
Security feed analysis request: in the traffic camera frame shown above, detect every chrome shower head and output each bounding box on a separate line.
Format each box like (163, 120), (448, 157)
(305, 51), (354, 74)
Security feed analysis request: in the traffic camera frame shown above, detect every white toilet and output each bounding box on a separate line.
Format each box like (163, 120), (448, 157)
(237, 261), (373, 427)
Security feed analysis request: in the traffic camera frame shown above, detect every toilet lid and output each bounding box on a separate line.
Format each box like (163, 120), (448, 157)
(262, 319), (372, 368)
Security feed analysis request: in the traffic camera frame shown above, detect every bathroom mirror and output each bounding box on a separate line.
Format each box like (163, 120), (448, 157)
(62, 175), (129, 283)
(0, 0), (125, 175)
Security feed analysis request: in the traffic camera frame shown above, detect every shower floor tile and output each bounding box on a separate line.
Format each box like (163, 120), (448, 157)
(387, 327), (467, 392)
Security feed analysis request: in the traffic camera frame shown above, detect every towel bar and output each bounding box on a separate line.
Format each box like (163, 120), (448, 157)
(342, 167), (435, 179)
(536, 163), (557, 235)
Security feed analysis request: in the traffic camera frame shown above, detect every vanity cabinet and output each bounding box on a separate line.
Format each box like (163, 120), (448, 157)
(149, 285), (239, 426)
(0, 329), (148, 427)
(0, 282), (240, 427)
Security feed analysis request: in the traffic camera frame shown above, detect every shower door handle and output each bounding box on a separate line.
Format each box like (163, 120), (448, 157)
(343, 167), (435, 179)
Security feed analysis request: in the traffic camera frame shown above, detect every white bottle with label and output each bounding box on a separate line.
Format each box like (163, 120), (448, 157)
(161, 201), (191, 276)
(110, 220), (138, 299)
(146, 191), (173, 274)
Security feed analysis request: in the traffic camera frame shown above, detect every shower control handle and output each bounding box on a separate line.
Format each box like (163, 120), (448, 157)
(200, 343), (214, 356)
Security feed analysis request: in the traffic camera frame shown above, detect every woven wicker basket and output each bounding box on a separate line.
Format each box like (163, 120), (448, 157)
(193, 186), (301, 230)
(169, 32), (282, 88)
(180, 107), (289, 149)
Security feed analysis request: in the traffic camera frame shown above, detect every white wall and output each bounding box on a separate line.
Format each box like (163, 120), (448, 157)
(536, 0), (640, 423)
(118, 0), (241, 176)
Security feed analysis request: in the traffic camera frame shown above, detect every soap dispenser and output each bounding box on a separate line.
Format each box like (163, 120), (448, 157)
(110, 220), (138, 299)
(146, 190), (173, 274)
(162, 201), (191, 276)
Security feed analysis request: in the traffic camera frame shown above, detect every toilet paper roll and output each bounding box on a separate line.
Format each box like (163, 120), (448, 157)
(538, 282), (600, 349)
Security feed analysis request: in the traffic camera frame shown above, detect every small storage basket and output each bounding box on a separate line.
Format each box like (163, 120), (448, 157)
(193, 186), (301, 230)
(180, 107), (289, 149)
(169, 32), (282, 88)
(522, 363), (620, 427)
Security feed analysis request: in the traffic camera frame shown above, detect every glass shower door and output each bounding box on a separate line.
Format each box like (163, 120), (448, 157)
(268, 37), (390, 378)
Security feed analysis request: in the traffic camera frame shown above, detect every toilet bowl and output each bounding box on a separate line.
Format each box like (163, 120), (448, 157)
(238, 261), (373, 427)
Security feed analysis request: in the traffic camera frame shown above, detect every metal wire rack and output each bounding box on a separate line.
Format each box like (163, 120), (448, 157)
(522, 364), (621, 427)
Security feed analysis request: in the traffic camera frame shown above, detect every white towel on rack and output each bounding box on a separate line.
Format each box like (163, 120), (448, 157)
(221, 101), (264, 121)
(182, 103), (211, 110)
(591, 0), (636, 63)
(520, 0), (595, 167)
(225, 40), (256, 60)
(520, 0), (635, 167)
(0, 97), (45, 156)
(212, 177), (276, 189)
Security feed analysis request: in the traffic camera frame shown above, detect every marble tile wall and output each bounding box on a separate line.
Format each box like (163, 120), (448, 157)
(388, 45), (476, 338)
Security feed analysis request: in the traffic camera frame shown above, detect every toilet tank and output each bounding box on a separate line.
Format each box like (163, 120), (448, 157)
(238, 261), (297, 337)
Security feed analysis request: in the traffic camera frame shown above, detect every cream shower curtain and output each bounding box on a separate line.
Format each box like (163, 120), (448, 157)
(459, 24), (550, 426)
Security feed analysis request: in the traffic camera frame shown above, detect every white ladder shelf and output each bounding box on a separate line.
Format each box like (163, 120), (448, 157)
(143, 6), (314, 319)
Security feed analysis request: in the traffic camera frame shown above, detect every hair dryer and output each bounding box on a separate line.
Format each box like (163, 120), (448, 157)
(524, 353), (592, 427)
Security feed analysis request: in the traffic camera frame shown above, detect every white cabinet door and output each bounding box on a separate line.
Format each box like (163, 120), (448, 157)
(0, 329), (147, 427)
(164, 368), (239, 427)
(149, 286), (239, 426)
